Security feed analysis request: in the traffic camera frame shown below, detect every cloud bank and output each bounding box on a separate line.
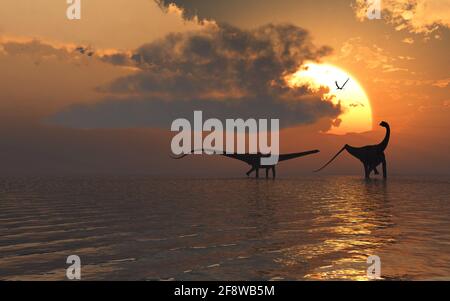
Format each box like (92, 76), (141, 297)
(0, 38), (77, 62)
(50, 23), (340, 129)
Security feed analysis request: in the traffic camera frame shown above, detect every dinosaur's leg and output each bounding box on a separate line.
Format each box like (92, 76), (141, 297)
(364, 163), (370, 179)
(373, 166), (380, 175)
(272, 167), (276, 179)
(255, 168), (260, 179)
(382, 158), (387, 179)
(246, 166), (255, 177)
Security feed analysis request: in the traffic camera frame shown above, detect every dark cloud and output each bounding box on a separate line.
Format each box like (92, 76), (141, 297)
(50, 95), (339, 129)
(50, 23), (339, 129)
(153, 0), (347, 25)
(154, 0), (305, 24)
(100, 24), (332, 95)
(155, 0), (217, 23)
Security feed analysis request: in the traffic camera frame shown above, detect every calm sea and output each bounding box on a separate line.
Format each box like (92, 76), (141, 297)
(0, 176), (449, 280)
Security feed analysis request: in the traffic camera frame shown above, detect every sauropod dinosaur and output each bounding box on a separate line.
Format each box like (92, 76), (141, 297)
(171, 149), (320, 179)
(315, 121), (390, 179)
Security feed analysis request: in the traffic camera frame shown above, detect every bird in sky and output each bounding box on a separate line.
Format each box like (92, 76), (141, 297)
(335, 78), (350, 90)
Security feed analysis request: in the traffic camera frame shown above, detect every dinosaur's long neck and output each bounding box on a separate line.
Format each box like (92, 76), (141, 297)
(379, 125), (390, 151)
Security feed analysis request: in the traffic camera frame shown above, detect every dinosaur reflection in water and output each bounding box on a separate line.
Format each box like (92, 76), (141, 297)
(171, 149), (320, 179)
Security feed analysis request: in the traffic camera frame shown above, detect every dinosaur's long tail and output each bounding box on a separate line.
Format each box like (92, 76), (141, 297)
(314, 146), (347, 172)
(170, 148), (225, 159)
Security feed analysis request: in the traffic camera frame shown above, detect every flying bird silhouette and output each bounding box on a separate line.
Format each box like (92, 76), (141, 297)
(75, 46), (94, 57)
(335, 78), (350, 90)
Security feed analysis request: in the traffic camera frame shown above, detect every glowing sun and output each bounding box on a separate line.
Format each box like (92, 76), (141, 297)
(287, 62), (373, 135)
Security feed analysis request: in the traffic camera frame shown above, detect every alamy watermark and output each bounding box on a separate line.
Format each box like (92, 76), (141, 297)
(66, 0), (81, 20)
(366, 0), (382, 20)
(367, 255), (381, 280)
(66, 255), (81, 280)
(171, 111), (280, 166)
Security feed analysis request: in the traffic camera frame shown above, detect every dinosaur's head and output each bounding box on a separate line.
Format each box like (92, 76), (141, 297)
(379, 121), (389, 128)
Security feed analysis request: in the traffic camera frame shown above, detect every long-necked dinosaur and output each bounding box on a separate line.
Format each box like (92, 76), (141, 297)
(315, 121), (390, 179)
(171, 149), (320, 179)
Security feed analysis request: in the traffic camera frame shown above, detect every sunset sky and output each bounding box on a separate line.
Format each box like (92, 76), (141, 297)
(0, 0), (449, 176)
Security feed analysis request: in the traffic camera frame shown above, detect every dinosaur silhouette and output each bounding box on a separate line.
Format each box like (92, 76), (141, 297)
(171, 149), (320, 179)
(335, 78), (350, 90)
(315, 121), (390, 179)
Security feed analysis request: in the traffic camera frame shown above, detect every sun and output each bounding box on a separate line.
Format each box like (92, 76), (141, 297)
(286, 62), (373, 135)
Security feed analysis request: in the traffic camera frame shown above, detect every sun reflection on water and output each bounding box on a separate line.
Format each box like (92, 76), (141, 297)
(271, 178), (395, 280)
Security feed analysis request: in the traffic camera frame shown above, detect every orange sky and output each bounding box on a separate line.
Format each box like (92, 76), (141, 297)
(0, 0), (449, 175)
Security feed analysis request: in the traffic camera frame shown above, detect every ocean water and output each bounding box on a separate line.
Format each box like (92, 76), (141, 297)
(0, 175), (449, 281)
